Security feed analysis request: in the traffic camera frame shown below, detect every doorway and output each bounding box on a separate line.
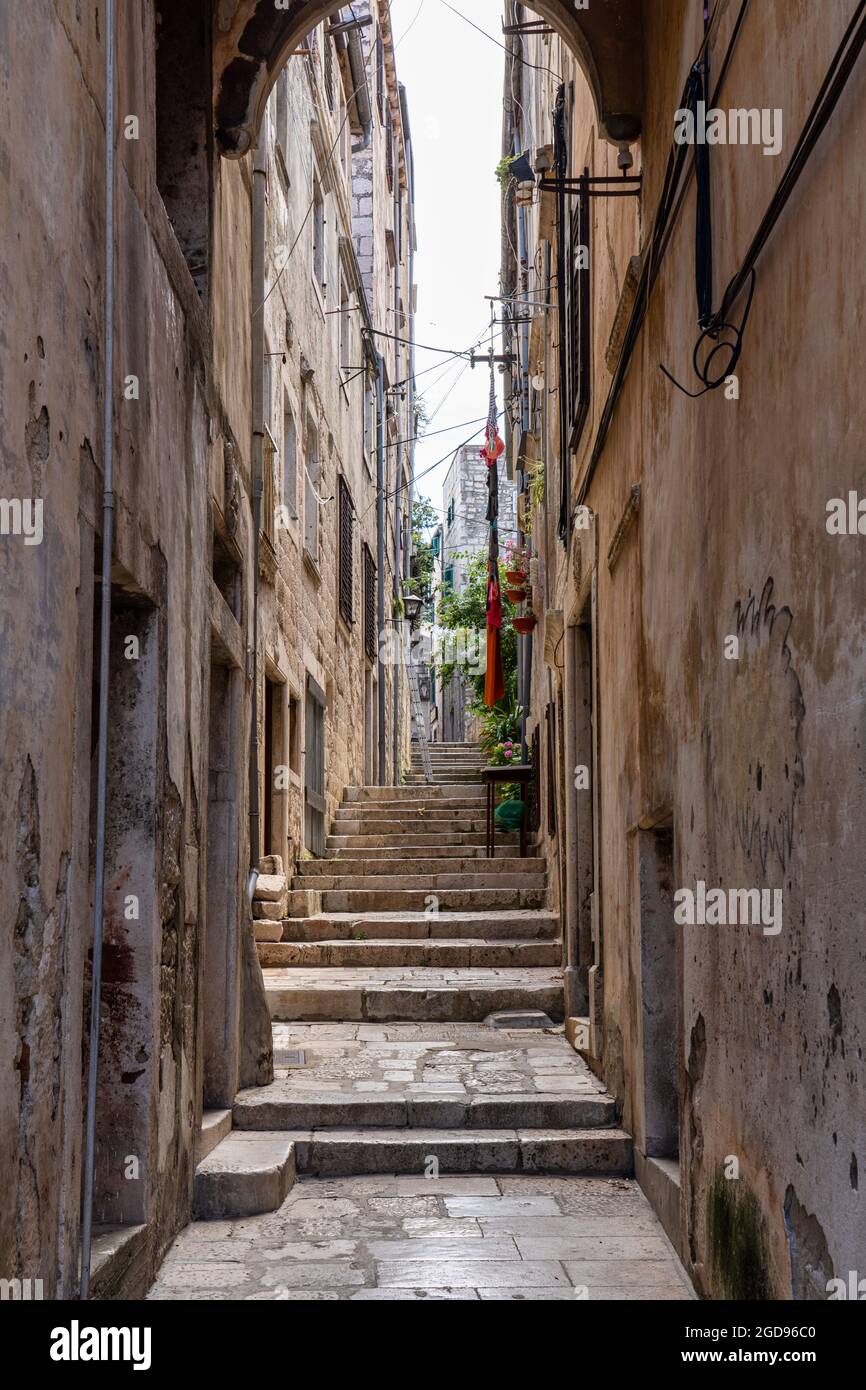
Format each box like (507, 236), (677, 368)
(304, 675), (327, 856)
(636, 824), (680, 1159)
(203, 650), (242, 1107)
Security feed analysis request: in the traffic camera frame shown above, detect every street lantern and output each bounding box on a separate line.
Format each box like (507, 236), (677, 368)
(403, 593), (423, 628)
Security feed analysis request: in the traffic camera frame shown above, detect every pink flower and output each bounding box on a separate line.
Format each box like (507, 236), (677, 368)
(504, 749), (513, 760)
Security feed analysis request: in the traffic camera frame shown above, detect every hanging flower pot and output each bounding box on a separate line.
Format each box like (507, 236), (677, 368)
(505, 586), (527, 604)
(512, 614), (537, 635)
(504, 567), (526, 587)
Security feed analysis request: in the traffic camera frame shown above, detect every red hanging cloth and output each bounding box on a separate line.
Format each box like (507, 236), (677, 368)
(484, 567), (505, 706)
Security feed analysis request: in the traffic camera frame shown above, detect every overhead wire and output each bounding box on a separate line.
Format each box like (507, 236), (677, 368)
(438, 0), (563, 82)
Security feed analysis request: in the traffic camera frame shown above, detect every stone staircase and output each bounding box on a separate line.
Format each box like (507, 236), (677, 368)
(193, 745), (631, 1216)
(406, 739), (485, 784)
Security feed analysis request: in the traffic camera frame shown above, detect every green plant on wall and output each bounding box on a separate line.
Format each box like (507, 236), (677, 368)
(495, 153), (519, 188)
(526, 458), (545, 510)
(406, 495), (438, 601)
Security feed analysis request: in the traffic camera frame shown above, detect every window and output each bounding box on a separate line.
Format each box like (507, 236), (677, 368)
(304, 419), (319, 561)
(154, 0), (211, 298)
(444, 565), (454, 590)
(288, 693), (301, 774)
(363, 545), (377, 663)
(363, 378), (375, 475)
(446, 498), (455, 529)
(274, 68), (288, 165)
(262, 354), (275, 544)
(283, 393), (297, 520)
(324, 30), (335, 109)
(376, 26), (385, 123)
(386, 119), (394, 193)
(339, 271), (352, 371)
(338, 475), (354, 625)
(312, 171), (325, 298)
(304, 676), (327, 857)
(566, 175), (591, 451)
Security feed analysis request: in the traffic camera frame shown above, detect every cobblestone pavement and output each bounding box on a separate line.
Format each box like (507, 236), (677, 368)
(149, 1173), (694, 1300)
(267, 1021), (609, 1096)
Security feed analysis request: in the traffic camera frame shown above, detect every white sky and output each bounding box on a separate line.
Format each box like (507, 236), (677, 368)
(391, 0), (507, 526)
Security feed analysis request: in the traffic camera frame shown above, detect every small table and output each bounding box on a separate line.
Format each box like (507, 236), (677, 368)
(481, 765), (532, 859)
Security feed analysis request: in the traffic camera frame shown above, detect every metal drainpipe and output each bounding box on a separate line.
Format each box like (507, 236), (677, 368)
(250, 122), (267, 869)
(80, 0), (115, 1301)
(391, 177), (402, 784)
(376, 354), (387, 783)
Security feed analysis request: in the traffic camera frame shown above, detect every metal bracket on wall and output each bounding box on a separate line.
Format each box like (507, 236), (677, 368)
(539, 174), (643, 199)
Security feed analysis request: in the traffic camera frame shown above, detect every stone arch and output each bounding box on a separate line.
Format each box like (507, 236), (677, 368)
(214, 0), (643, 156)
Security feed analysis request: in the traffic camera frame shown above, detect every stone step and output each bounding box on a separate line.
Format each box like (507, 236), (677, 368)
(405, 778), (484, 786)
(409, 762), (485, 771)
(258, 938), (560, 969)
(259, 1127), (633, 1177)
(194, 1108), (232, 1165)
(192, 1131), (296, 1219)
(407, 772), (484, 778)
(279, 911), (560, 941)
(411, 770), (485, 776)
(233, 1089), (616, 1131)
(336, 800), (487, 816)
(334, 818), (497, 836)
(325, 838), (519, 854)
(293, 872), (546, 894)
(336, 796), (491, 810)
(264, 966), (563, 1022)
(316, 887), (547, 912)
(298, 857), (544, 878)
(344, 785), (486, 802)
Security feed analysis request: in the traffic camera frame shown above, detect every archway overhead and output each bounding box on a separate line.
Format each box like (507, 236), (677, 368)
(213, 0), (644, 156)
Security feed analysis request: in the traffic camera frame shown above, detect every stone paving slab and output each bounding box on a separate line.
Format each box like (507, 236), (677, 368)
(265, 968), (564, 1024)
(148, 1175), (693, 1301)
(265, 1021), (606, 1095)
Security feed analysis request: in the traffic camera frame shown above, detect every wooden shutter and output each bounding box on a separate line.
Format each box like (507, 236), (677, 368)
(528, 726), (542, 835)
(363, 545), (377, 663)
(567, 174), (591, 450)
(304, 425), (318, 558)
(546, 702), (558, 835)
(338, 475), (354, 625)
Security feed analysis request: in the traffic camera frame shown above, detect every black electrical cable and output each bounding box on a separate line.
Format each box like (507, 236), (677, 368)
(718, 0), (866, 324)
(575, 0), (752, 506)
(659, 0), (866, 400)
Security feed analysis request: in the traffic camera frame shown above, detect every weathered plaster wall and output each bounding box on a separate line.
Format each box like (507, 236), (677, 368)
(517, 0), (865, 1298)
(0, 0), (256, 1295)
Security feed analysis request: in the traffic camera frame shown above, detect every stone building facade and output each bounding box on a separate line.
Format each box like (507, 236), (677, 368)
(256, 6), (414, 873)
(0, 0), (412, 1298)
(500, 0), (865, 1299)
(439, 444), (517, 740)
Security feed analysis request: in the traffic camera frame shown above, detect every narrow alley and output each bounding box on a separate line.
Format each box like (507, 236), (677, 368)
(151, 745), (689, 1300)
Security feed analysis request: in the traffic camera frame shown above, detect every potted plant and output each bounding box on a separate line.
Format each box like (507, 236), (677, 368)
(505, 585), (528, 604)
(503, 539), (527, 588)
(513, 613), (537, 635)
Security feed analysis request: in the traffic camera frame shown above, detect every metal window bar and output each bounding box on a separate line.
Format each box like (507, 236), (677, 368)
(338, 476), (354, 624)
(363, 545), (377, 663)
